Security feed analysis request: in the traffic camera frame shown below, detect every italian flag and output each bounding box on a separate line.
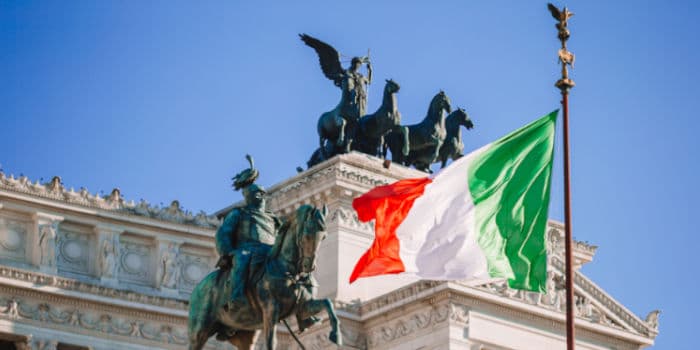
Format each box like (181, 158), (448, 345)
(349, 111), (557, 292)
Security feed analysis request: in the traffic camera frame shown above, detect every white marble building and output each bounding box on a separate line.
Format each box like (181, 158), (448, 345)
(0, 153), (659, 349)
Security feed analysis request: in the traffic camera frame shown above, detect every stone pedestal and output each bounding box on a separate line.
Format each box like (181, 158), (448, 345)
(260, 152), (426, 303)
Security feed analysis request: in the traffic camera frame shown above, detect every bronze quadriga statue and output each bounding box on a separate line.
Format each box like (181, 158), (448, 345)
(300, 34), (475, 172)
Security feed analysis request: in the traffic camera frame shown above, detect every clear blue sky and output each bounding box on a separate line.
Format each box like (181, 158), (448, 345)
(1, 1), (697, 348)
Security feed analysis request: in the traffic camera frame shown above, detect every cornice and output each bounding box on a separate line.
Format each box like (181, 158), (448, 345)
(350, 270), (656, 346)
(0, 173), (220, 230)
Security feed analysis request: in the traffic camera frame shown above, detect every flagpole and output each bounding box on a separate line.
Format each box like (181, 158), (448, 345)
(548, 3), (576, 350)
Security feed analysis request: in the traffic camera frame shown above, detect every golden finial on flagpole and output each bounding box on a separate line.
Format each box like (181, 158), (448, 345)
(548, 3), (576, 93)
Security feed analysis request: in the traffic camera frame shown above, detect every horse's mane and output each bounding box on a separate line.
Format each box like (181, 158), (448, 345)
(268, 205), (315, 260)
(446, 109), (465, 128)
(424, 91), (448, 122)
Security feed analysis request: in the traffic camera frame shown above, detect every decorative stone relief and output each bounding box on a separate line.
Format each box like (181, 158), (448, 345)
(304, 326), (366, 350)
(38, 224), (58, 268)
(118, 238), (154, 286)
(99, 234), (118, 279)
(0, 217), (28, 262)
(476, 266), (630, 333)
(449, 302), (470, 326)
(157, 242), (181, 290)
(56, 228), (93, 277)
(179, 251), (213, 292)
(0, 296), (188, 346)
(328, 207), (373, 233)
(366, 304), (451, 347)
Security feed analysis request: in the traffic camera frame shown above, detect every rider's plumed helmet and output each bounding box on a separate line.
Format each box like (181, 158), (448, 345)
(232, 154), (260, 191)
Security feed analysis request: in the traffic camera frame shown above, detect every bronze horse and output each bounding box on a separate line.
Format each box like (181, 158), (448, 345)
(353, 79), (409, 158)
(316, 79), (357, 156)
(437, 108), (474, 168)
(187, 205), (341, 350)
(384, 91), (452, 172)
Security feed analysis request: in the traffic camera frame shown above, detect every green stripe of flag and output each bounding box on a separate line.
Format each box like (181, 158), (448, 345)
(468, 111), (558, 292)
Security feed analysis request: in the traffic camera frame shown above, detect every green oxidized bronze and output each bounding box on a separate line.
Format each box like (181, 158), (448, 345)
(437, 108), (474, 168)
(301, 34), (476, 172)
(384, 91), (452, 173)
(188, 155), (341, 350)
(301, 34), (372, 159)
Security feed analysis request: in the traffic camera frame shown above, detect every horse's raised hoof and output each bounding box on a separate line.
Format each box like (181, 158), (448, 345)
(298, 316), (321, 333)
(329, 330), (343, 346)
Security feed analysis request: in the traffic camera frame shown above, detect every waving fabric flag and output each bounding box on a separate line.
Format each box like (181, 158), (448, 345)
(349, 111), (557, 292)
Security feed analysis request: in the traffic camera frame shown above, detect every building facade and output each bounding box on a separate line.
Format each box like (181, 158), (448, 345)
(0, 153), (659, 349)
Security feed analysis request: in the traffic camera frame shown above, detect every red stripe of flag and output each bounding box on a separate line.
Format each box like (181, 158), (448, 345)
(349, 177), (433, 283)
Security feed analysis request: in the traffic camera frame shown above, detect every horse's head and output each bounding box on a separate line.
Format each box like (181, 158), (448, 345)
(429, 91), (452, 117)
(295, 204), (328, 274)
(453, 107), (474, 130)
(385, 79), (400, 94)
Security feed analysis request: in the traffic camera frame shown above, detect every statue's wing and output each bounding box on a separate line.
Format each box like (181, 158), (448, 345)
(547, 3), (562, 21)
(300, 33), (344, 87)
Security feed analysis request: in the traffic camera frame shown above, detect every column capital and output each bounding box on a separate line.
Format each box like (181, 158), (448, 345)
(32, 212), (64, 224)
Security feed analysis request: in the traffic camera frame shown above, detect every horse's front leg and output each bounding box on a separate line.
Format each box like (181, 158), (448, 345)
(377, 135), (385, 158)
(336, 116), (347, 148)
(261, 302), (279, 350)
(298, 298), (342, 346)
(430, 138), (443, 165)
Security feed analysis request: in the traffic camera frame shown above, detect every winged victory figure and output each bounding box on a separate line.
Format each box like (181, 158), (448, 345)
(300, 34), (372, 158)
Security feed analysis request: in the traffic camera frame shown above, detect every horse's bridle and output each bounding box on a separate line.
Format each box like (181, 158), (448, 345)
(295, 208), (317, 275)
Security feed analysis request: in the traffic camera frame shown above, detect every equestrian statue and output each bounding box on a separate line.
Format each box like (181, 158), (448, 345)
(301, 33), (372, 159)
(188, 155), (341, 350)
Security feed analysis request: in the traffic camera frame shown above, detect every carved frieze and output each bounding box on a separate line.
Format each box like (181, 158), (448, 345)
(0, 295), (188, 346)
(366, 303), (450, 347)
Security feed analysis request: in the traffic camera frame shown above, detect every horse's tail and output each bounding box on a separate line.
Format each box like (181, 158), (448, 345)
(188, 270), (224, 347)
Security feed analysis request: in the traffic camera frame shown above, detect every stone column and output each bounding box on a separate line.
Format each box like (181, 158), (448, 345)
(32, 212), (63, 274)
(94, 225), (122, 287)
(155, 239), (182, 296)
